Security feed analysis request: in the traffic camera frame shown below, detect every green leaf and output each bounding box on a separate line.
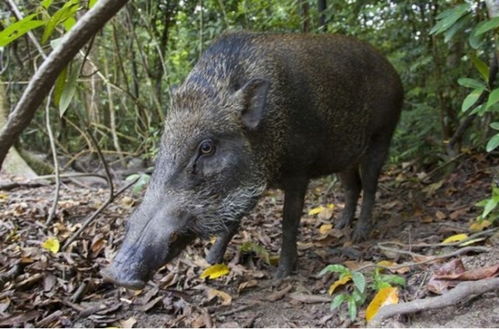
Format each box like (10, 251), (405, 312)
(458, 78), (485, 89)
(41, 0), (53, 9)
(351, 271), (366, 293)
(53, 66), (68, 106)
(375, 281), (392, 291)
(430, 4), (470, 35)
(319, 264), (349, 276)
(474, 17), (499, 36)
(486, 134), (499, 153)
(482, 197), (498, 217)
(330, 293), (347, 310)
(347, 297), (358, 321)
(89, 0), (99, 8)
(486, 88), (499, 110)
(461, 89), (482, 112)
(42, 0), (80, 44)
(59, 63), (79, 117)
(443, 14), (471, 43)
(470, 53), (489, 82)
(379, 274), (406, 287)
(0, 14), (45, 47)
(490, 122), (499, 130)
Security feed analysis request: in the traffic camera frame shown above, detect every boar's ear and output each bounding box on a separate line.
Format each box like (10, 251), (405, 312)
(235, 78), (270, 130)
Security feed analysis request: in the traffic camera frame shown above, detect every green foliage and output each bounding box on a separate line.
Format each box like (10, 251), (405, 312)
(320, 263), (405, 321)
(126, 172), (150, 195)
(0, 13), (45, 46)
(476, 186), (499, 223)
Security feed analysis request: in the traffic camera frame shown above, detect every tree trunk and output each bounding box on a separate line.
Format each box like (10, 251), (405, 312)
(318, 0), (327, 32)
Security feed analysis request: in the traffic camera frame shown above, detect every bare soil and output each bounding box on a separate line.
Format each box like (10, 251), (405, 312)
(0, 153), (498, 327)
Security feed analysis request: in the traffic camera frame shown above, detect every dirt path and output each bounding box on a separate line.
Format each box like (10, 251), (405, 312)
(0, 154), (498, 327)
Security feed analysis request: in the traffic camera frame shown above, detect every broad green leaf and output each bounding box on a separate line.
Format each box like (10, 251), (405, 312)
(379, 274), (406, 287)
(89, 0), (99, 8)
(443, 14), (471, 43)
(0, 14), (45, 47)
(457, 78), (485, 89)
(41, 0), (53, 9)
(470, 53), (489, 82)
(486, 88), (499, 110)
(59, 64), (79, 117)
(347, 297), (358, 321)
(200, 264), (230, 279)
(462, 89), (482, 112)
(486, 134), (499, 153)
(42, 0), (80, 44)
(430, 4), (470, 35)
(330, 293), (347, 310)
(53, 66), (68, 106)
(351, 271), (366, 293)
(490, 122), (499, 130)
(42, 237), (60, 254)
(474, 17), (499, 36)
(319, 264), (349, 276)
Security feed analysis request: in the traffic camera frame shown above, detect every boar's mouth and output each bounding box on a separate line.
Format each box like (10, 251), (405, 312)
(102, 215), (195, 290)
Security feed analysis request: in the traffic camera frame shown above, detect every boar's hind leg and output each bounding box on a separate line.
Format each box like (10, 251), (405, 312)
(206, 222), (239, 264)
(353, 135), (392, 242)
(276, 177), (309, 278)
(336, 166), (361, 229)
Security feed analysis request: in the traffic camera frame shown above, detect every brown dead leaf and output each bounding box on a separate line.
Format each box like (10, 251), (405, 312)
(435, 210), (446, 220)
(450, 207), (469, 220)
(238, 279), (258, 293)
(206, 288), (232, 306)
(435, 264), (499, 281)
(120, 317), (137, 328)
(266, 284), (292, 301)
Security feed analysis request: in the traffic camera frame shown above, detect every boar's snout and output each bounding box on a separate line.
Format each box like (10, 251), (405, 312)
(102, 207), (194, 290)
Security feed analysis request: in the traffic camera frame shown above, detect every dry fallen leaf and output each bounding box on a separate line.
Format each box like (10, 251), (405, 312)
(206, 288), (232, 305)
(120, 317), (137, 328)
(319, 224), (333, 235)
(200, 264), (230, 279)
(366, 287), (399, 322)
(238, 280), (258, 293)
(469, 220), (492, 232)
(328, 275), (351, 295)
(41, 237), (60, 254)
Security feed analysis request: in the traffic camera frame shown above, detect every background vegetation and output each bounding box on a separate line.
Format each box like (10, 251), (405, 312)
(0, 0), (498, 170)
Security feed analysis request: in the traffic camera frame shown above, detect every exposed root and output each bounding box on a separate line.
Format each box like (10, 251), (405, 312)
(369, 277), (499, 327)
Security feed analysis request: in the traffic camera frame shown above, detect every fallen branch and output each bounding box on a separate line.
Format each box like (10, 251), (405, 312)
(370, 277), (499, 326)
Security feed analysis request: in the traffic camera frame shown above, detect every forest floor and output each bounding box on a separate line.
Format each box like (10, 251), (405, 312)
(0, 153), (498, 328)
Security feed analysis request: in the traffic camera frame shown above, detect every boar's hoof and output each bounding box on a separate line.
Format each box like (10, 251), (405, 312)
(351, 224), (371, 243)
(275, 264), (295, 279)
(205, 248), (224, 265)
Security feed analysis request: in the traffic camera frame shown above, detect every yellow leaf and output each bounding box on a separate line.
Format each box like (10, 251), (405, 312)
(308, 206), (325, 215)
(41, 237), (60, 254)
(200, 264), (230, 279)
(0, 192), (8, 201)
(207, 288), (232, 305)
(442, 233), (468, 244)
(469, 220), (491, 232)
(319, 224), (333, 235)
(326, 203), (335, 209)
(366, 287), (399, 322)
(328, 275), (351, 295)
(377, 260), (396, 268)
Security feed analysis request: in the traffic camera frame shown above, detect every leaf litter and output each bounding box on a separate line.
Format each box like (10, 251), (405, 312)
(0, 153), (498, 327)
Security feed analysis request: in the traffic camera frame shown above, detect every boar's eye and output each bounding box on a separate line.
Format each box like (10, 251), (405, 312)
(199, 139), (215, 156)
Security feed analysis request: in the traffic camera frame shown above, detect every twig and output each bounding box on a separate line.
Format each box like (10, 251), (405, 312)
(62, 178), (137, 250)
(46, 89), (60, 225)
(379, 228), (498, 250)
(0, 181), (49, 191)
(370, 277), (499, 326)
(86, 130), (114, 195)
(356, 246), (491, 273)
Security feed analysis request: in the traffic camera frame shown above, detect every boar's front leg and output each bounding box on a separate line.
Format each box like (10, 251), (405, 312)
(276, 177), (309, 278)
(206, 222), (239, 264)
